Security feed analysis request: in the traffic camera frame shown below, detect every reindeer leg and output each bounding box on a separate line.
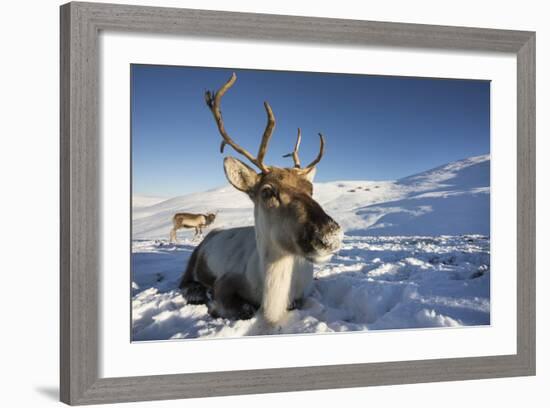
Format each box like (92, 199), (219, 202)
(179, 248), (209, 304)
(209, 274), (258, 320)
(180, 281), (209, 305)
(169, 228), (177, 243)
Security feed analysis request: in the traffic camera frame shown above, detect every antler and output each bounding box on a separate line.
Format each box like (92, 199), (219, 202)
(205, 72), (275, 173)
(282, 128), (302, 168)
(305, 133), (325, 169)
(282, 131), (325, 170)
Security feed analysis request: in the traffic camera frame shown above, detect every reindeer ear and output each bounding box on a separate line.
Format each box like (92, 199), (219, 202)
(302, 166), (317, 182)
(224, 156), (259, 193)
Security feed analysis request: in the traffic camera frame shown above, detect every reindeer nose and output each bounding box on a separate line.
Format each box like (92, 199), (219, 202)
(315, 219), (343, 253)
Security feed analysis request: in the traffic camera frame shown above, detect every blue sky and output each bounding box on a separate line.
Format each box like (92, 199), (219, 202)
(132, 65), (489, 197)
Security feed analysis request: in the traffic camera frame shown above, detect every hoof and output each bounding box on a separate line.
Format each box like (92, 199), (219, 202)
(237, 303), (257, 320)
(180, 282), (208, 305)
(287, 297), (304, 311)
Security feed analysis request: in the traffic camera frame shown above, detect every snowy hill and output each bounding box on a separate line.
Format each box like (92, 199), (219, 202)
(354, 154), (489, 236)
(131, 155), (491, 340)
(133, 154), (490, 240)
(132, 195), (168, 209)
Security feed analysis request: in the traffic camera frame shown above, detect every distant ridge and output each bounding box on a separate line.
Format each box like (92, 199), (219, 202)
(133, 154), (490, 239)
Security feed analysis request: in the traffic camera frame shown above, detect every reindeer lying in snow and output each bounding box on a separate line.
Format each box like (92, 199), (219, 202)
(179, 73), (343, 328)
(169, 212), (216, 242)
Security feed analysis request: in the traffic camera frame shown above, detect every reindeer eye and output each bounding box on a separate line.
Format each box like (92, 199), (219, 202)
(260, 185), (276, 200)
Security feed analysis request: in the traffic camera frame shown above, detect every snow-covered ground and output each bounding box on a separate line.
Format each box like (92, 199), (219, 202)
(132, 155), (490, 340)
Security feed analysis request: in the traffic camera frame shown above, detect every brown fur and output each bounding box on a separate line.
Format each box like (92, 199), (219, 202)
(179, 162), (341, 322)
(177, 73), (341, 324)
(254, 168), (314, 197)
(249, 167), (340, 258)
(170, 212), (216, 241)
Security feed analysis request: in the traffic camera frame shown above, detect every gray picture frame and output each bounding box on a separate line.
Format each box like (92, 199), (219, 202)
(60, 2), (536, 405)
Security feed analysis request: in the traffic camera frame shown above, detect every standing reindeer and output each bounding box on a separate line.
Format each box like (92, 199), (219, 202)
(179, 73), (342, 327)
(170, 212), (216, 242)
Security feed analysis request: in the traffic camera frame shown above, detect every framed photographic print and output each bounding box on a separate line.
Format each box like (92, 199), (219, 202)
(60, 1), (536, 405)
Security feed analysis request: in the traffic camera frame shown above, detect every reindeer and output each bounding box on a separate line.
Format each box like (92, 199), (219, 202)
(179, 73), (342, 328)
(169, 212), (216, 242)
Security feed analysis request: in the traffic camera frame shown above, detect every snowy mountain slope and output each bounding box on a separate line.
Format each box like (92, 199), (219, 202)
(131, 155), (491, 340)
(132, 195), (168, 209)
(356, 154), (490, 236)
(133, 185), (254, 238)
(133, 154), (489, 239)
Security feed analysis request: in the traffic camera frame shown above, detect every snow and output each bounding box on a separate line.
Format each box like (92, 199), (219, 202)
(132, 195), (167, 209)
(131, 155), (490, 340)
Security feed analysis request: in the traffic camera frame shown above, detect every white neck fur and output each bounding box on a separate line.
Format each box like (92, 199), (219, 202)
(255, 209), (299, 326)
